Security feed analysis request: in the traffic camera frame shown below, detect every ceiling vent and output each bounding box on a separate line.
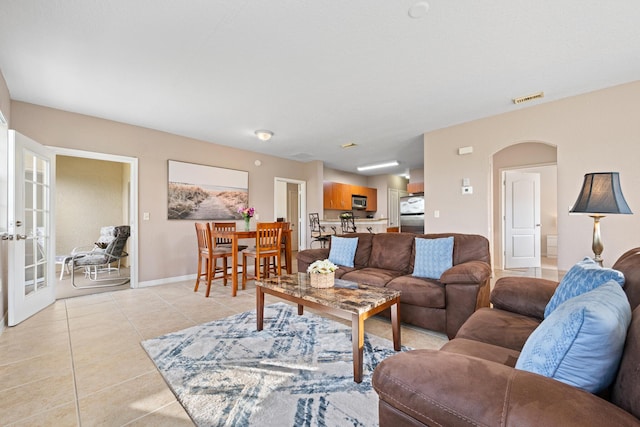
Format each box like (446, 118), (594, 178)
(512, 91), (544, 105)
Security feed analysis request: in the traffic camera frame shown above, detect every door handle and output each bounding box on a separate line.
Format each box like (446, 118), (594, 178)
(15, 234), (28, 240)
(1, 233), (12, 240)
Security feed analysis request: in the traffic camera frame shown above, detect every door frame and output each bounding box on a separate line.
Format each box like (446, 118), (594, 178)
(52, 147), (139, 288)
(274, 177), (306, 250)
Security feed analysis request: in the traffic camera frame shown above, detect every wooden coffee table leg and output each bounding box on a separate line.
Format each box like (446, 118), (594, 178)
(298, 304), (304, 315)
(352, 313), (364, 383)
(391, 298), (401, 351)
(256, 286), (264, 331)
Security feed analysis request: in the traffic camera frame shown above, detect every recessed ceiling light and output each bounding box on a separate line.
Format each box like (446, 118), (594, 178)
(408, 2), (430, 19)
(254, 130), (274, 141)
(357, 160), (399, 172)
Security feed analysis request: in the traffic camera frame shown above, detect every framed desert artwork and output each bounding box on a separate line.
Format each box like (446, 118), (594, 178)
(167, 160), (249, 220)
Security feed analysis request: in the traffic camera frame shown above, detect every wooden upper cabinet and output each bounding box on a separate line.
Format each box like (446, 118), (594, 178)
(323, 182), (351, 210)
(364, 187), (377, 211)
(407, 182), (424, 194)
(323, 181), (378, 211)
(323, 182), (334, 209)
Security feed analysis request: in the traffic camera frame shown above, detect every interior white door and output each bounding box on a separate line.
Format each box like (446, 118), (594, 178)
(388, 188), (400, 228)
(287, 187), (300, 251)
(7, 130), (56, 326)
(504, 171), (541, 269)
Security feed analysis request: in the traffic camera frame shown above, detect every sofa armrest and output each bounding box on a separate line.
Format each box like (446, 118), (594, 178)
(373, 350), (638, 427)
(440, 260), (491, 285)
(296, 248), (330, 273)
(491, 277), (558, 320)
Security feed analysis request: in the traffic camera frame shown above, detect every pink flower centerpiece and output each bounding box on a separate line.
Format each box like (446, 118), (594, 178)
(238, 206), (255, 230)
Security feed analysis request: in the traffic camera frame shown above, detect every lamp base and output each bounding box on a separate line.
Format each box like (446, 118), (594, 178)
(590, 215), (605, 267)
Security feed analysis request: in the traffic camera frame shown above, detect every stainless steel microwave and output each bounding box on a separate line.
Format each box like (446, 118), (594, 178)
(352, 195), (367, 210)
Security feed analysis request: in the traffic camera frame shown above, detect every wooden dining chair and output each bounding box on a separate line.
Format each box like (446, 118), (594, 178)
(242, 222), (283, 288)
(194, 222), (233, 297)
(211, 222), (248, 251)
(268, 221), (290, 275)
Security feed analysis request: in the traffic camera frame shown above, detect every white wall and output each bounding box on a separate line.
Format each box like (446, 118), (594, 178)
(424, 81), (640, 270)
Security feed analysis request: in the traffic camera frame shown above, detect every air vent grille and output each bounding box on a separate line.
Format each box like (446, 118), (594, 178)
(512, 91), (544, 104)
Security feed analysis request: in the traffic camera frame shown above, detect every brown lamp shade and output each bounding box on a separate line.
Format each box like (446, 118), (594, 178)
(570, 172), (632, 215)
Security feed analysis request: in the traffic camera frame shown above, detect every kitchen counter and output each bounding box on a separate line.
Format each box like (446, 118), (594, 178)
(322, 217), (389, 233)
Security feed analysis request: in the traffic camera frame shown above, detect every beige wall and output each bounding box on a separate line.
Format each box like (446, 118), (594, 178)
(11, 101), (321, 283)
(424, 80), (640, 271)
(55, 156), (127, 256)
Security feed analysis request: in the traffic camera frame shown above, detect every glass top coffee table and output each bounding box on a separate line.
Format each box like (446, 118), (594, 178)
(256, 272), (401, 383)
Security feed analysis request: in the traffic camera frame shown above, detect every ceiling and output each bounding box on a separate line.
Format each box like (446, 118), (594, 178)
(1, 1), (639, 177)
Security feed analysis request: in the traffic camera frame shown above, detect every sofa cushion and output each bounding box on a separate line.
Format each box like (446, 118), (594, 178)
(611, 306), (640, 419)
(328, 236), (358, 267)
(327, 233), (374, 269)
(413, 236), (454, 280)
(341, 267), (404, 288)
(368, 233), (415, 273)
(455, 307), (541, 351)
(491, 277), (558, 320)
(386, 275), (446, 308)
(516, 280), (632, 393)
(442, 338), (520, 367)
(545, 257), (625, 317)
(613, 248), (640, 311)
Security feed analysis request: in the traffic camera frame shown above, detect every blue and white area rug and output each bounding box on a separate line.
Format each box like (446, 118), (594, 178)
(141, 302), (410, 427)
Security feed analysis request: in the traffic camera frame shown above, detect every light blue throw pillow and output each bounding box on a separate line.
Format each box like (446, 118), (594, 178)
(544, 257), (625, 318)
(328, 236), (358, 268)
(516, 280), (631, 393)
(413, 237), (454, 280)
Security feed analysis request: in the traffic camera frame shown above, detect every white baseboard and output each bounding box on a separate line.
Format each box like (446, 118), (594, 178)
(138, 274), (197, 288)
(137, 266), (257, 289)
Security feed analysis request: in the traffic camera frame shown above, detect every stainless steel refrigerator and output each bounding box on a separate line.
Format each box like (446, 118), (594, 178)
(400, 194), (425, 234)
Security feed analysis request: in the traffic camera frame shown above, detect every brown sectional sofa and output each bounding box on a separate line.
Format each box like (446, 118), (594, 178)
(297, 232), (492, 338)
(372, 247), (640, 426)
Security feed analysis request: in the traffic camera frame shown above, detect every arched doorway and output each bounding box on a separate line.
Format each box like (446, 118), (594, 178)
(492, 142), (557, 270)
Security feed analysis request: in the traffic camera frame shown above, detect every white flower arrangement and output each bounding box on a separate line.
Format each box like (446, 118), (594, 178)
(307, 259), (338, 274)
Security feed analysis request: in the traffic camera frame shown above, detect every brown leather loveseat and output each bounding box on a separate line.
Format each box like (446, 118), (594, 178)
(373, 248), (640, 426)
(297, 232), (491, 338)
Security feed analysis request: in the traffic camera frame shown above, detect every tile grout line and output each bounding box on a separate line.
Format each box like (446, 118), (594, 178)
(64, 298), (83, 427)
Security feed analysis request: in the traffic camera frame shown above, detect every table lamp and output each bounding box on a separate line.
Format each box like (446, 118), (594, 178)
(570, 172), (632, 266)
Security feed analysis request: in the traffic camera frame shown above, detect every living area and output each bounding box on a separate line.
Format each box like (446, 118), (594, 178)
(2, 2), (640, 426)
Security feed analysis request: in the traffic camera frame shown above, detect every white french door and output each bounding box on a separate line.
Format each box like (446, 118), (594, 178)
(7, 130), (56, 326)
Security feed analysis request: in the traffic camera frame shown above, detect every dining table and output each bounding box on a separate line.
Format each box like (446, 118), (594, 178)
(213, 227), (293, 297)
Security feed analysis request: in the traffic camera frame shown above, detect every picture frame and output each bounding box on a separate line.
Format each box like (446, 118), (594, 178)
(167, 160), (249, 220)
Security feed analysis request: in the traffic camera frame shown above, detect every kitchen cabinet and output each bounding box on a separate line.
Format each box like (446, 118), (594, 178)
(407, 182), (424, 194)
(364, 187), (377, 212)
(323, 182), (353, 210)
(323, 181), (378, 211)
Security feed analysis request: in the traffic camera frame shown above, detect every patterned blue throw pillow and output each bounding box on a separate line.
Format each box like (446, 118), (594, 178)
(328, 236), (359, 268)
(413, 237), (454, 280)
(516, 280), (631, 393)
(544, 257), (625, 318)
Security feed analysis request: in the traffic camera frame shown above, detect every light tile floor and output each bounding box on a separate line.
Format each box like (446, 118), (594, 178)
(1, 262), (560, 426)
